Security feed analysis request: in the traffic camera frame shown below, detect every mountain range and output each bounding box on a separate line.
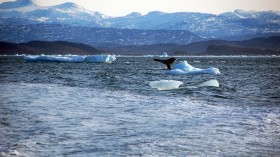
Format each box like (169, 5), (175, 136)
(0, 0), (280, 55)
(0, 24), (201, 46)
(1, 0), (280, 40)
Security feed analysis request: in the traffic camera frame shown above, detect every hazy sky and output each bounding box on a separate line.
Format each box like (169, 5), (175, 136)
(1, 0), (280, 16)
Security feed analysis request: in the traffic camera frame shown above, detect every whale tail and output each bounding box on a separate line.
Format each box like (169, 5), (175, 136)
(153, 57), (176, 70)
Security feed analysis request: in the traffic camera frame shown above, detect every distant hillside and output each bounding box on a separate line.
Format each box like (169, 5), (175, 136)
(1, 36), (279, 55)
(185, 36), (280, 53)
(0, 41), (100, 55)
(99, 36), (280, 55)
(98, 43), (190, 55)
(204, 45), (280, 55)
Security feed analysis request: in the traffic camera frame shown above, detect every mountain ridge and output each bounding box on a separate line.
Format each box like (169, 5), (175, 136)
(1, 0), (280, 40)
(0, 0), (35, 9)
(0, 24), (201, 46)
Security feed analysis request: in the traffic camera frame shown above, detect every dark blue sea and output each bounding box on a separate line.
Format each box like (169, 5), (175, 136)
(1, 56), (280, 156)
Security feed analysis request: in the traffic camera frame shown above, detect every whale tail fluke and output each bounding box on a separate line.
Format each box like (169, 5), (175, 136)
(153, 57), (176, 70)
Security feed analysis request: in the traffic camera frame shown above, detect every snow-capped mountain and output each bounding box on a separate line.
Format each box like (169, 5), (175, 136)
(0, 0), (35, 9)
(0, 0), (105, 26)
(104, 10), (280, 39)
(0, 24), (201, 46)
(0, 0), (280, 44)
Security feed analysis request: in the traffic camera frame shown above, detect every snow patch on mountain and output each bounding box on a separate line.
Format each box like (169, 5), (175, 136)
(0, 0), (35, 9)
(0, 0), (41, 12)
(0, 0), (279, 39)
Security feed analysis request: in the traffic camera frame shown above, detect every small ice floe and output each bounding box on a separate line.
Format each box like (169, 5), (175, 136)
(149, 80), (183, 90)
(85, 55), (116, 63)
(149, 79), (220, 91)
(160, 52), (168, 57)
(198, 79), (220, 88)
(165, 61), (221, 75)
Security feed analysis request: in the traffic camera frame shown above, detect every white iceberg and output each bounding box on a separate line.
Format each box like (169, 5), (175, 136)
(149, 80), (183, 90)
(165, 61), (221, 75)
(149, 79), (220, 91)
(24, 54), (117, 63)
(85, 55), (116, 63)
(161, 52), (168, 57)
(198, 79), (220, 87)
(24, 55), (85, 63)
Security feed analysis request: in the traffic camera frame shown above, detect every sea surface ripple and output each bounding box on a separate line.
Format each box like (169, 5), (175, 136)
(0, 56), (280, 156)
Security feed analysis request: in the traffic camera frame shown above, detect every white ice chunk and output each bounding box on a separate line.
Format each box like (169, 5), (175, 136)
(161, 52), (168, 57)
(165, 61), (221, 75)
(149, 80), (183, 90)
(24, 55), (85, 62)
(62, 55), (85, 62)
(85, 55), (116, 63)
(173, 61), (202, 72)
(198, 79), (220, 87)
(24, 54), (117, 63)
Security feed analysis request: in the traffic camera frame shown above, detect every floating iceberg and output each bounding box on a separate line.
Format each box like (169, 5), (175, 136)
(165, 61), (221, 75)
(24, 55), (85, 63)
(24, 54), (117, 63)
(85, 55), (116, 63)
(161, 52), (168, 57)
(198, 79), (220, 87)
(149, 80), (183, 90)
(149, 79), (220, 91)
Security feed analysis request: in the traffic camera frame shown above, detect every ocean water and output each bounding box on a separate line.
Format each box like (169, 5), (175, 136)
(0, 56), (280, 156)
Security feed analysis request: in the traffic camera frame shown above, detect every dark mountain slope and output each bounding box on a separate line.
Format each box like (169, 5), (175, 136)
(185, 36), (280, 53)
(1, 36), (279, 55)
(100, 36), (280, 55)
(204, 45), (280, 55)
(0, 40), (100, 55)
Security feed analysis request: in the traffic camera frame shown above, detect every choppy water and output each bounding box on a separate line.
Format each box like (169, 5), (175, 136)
(1, 56), (280, 156)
